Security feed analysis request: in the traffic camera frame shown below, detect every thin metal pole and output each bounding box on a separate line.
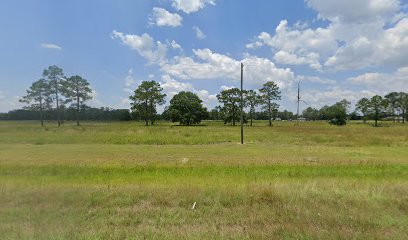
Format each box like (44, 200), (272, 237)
(297, 82), (300, 123)
(240, 63), (244, 145)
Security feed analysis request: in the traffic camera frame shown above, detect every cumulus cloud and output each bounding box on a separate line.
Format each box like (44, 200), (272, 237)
(348, 67), (408, 93)
(247, 20), (336, 70)
(149, 7), (182, 27)
(123, 69), (138, 94)
(193, 26), (206, 39)
(172, 0), (216, 14)
(169, 40), (182, 50)
(0, 92), (23, 112)
(220, 86), (235, 91)
(306, 0), (400, 23)
(112, 31), (167, 65)
(247, 0), (408, 71)
(161, 48), (295, 89)
(88, 89), (103, 107)
(160, 74), (194, 99)
(295, 87), (375, 109)
(296, 75), (336, 85)
(160, 75), (217, 107)
(41, 43), (62, 50)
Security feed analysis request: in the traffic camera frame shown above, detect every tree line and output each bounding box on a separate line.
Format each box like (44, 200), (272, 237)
(128, 80), (281, 126)
(302, 93), (408, 126)
(0, 107), (131, 121)
(10, 66), (408, 126)
(18, 65), (93, 126)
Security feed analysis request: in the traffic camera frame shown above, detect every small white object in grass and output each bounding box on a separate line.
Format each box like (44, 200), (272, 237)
(192, 202), (197, 209)
(181, 158), (189, 164)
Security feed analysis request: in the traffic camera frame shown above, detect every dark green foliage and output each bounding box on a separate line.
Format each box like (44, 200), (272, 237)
(355, 98), (370, 123)
(367, 95), (389, 127)
(320, 100), (349, 126)
(129, 81), (166, 126)
(0, 107), (130, 121)
(302, 107), (319, 121)
(19, 79), (51, 126)
(244, 90), (261, 126)
(168, 91), (208, 125)
(208, 106), (224, 120)
(64, 75), (93, 126)
(43, 65), (66, 126)
(217, 88), (243, 126)
(385, 92), (407, 123)
(259, 81), (281, 126)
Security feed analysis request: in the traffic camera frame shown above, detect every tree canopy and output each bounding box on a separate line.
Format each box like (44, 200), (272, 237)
(168, 91), (208, 125)
(259, 81), (281, 126)
(217, 88), (242, 126)
(129, 81), (166, 126)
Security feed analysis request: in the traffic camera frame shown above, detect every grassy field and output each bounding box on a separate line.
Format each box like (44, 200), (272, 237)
(0, 120), (407, 239)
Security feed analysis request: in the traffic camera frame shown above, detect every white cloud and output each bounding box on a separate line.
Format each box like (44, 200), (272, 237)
(193, 26), (206, 39)
(41, 43), (62, 50)
(123, 69), (139, 94)
(220, 86), (235, 91)
(149, 7), (182, 27)
(306, 0), (400, 23)
(274, 50), (322, 70)
(196, 90), (217, 105)
(0, 92), (23, 112)
(297, 87), (375, 109)
(348, 67), (408, 93)
(296, 75), (336, 85)
(172, 0), (216, 14)
(160, 75), (217, 107)
(112, 31), (167, 65)
(160, 74), (194, 99)
(169, 40), (182, 50)
(88, 89), (103, 107)
(247, 0), (408, 71)
(117, 97), (132, 109)
(247, 20), (336, 70)
(161, 48), (295, 89)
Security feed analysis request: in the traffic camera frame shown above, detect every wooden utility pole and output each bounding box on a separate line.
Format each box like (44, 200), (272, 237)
(240, 63), (244, 145)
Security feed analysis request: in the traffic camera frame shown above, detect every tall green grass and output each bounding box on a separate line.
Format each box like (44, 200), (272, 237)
(0, 121), (407, 239)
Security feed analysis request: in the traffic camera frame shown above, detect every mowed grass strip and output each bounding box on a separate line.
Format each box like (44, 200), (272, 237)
(1, 120), (408, 146)
(0, 164), (407, 186)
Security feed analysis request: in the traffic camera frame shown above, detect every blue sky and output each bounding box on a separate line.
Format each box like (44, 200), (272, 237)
(1, 0), (407, 112)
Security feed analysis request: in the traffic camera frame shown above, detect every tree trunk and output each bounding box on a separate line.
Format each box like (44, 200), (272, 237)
(268, 101), (272, 126)
(375, 111), (378, 127)
(232, 108), (235, 126)
(40, 94), (44, 127)
(76, 97), (80, 126)
(403, 109), (406, 124)
(76, 86), (80, 126)
(150, 104), (154, 126)
(393, 109), (396, 123)
(250, 111), (253, 126)
(55, 87), (60, 127)
(144, 101), (148, 126)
